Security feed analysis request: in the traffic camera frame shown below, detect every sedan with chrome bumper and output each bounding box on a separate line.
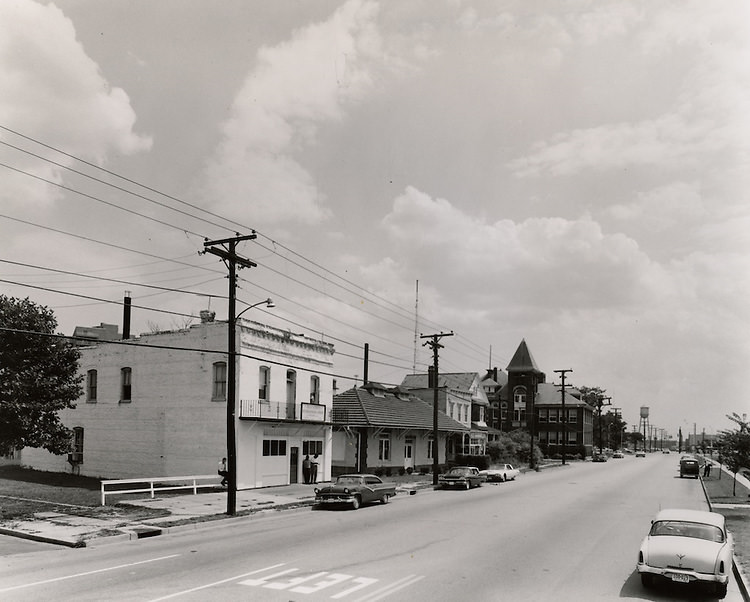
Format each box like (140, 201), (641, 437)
(314, 474), (396, 510)
(637, 508), (733, 598)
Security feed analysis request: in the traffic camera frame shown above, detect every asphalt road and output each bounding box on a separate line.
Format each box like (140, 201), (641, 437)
(0, 454), (742, 601)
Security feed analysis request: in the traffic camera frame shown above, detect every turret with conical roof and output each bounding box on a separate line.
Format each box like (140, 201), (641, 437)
(503, 340), (545, 433)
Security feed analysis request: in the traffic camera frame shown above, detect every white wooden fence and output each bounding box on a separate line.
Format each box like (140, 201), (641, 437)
(100, 474), (219, 505)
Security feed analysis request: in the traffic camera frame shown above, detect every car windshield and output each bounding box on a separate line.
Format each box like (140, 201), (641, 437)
(650, 520), (724, 543)
(448, 468), (469, 475)
(337, 477), (363, 485)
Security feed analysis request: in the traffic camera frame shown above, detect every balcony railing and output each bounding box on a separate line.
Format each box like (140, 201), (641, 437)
(239, 399), (328, 423)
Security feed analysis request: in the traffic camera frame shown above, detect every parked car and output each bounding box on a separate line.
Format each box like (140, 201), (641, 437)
(314, 474), (396, 510)
(479, 464), (520, 482)
(635, 451), (646, 458)
(637, 508), (733, 599)
(438, 466), (484, 489)
(592, 453), (608, 463)
(679, 456), (700, 479)
(612, 451), (624, 459)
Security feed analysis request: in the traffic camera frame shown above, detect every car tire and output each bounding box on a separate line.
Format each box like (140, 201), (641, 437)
(351, 496), (361, 510)
(715, 582), (727, 599)
(380, 494), (389, 504)
(502, 474), (507, 482)
(640, 574), (654, 588)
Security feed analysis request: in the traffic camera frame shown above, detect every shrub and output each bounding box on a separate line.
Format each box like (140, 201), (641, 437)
(406, 466), (413, 475)
(398, 467), (405, 476)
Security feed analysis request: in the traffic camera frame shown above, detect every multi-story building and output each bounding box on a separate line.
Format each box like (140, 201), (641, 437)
(20, 314), (335, 488)
(500, 339), (594, 457)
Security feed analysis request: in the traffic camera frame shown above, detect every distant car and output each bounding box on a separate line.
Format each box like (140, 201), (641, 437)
(662, 449), (670, 454)
(635, 451), (646, 458)
(612, 451), (624, 459)
(592, 453), (608, 463)
(479, 464), (520, 482)
(314, 474), (396, 510)
(679, 456), (700, 479)
(438, 466), (484, 489)
(637, 508), (733, 599)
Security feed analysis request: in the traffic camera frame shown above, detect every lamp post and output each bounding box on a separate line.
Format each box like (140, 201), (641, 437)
(237, 298), (275, 321)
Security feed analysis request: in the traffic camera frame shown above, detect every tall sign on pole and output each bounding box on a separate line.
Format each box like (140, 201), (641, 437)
(421, 331), (453, 486)
(202, 233), (257, 516)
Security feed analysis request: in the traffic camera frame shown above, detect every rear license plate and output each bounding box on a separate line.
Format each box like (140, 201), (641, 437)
(670, 574), (689, 583)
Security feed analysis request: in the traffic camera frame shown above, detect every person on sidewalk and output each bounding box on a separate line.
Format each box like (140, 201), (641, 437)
(302, 454), (312, 484)
(218, 457), (228, 486)
(703, 461), (712, 478)
(311, 454), (319, 484)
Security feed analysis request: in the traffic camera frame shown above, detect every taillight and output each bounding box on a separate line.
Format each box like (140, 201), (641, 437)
(638, 551), (643, 564)
(719, 561), (725, 573)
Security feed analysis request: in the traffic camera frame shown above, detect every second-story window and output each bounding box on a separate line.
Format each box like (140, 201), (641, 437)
(120, 367), (132, 402)
(513, 387), (526, 405)
(212, 362), (227, 400)
(286, 370), (296, 404)
(86, 369), (97, 402)
(259, 366), (270, 400)
(310, 375), (320, 403)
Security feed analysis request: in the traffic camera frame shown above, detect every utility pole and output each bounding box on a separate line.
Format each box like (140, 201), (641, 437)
(554, 369), (572, 465)
(202, 233), (257, 516)
(595, 395), (612, 454)
(421, 331), (453, 486)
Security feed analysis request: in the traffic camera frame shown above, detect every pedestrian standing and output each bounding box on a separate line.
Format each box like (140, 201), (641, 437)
(703, 461), (711, 478)
(311, 454), (319, 484)
(218, 457), (228, 486)
(302, 454), (311, 484)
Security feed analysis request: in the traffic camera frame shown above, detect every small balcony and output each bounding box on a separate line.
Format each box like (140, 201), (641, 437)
(239, 399), (328, 423)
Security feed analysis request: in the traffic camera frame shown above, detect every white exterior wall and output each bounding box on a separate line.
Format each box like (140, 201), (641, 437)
(21, 319), (335, 488)
(235, 319), (334, 488)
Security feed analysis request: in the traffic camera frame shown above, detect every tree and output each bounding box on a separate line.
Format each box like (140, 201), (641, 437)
(0, 295), (82, 455)
(718, 412), (750, 496)
(488, 429), (542, 467)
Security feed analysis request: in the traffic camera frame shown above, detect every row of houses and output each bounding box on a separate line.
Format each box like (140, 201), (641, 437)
(16, 314), (595, 488)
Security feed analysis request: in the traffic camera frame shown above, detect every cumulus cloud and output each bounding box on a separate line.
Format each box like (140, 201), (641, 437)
(507, 2), (750, 179)
(381, 186), (654, 311)
(199, 0), (385, 226)
(0, 0), (152, 206)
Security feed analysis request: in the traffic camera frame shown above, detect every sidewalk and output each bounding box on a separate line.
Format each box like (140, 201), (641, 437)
(0, 481), (428, 548)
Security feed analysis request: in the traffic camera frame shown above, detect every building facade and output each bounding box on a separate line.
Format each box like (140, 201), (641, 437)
(330, 382), (467, 476)
(501, 339), (594, 457)
(21, 317), (335, 488)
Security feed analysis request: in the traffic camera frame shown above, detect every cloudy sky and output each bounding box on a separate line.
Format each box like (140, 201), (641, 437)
(1, 0), (748, 437)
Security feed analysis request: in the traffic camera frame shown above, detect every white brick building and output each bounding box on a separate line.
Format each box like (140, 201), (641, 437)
(21, 318), (335, 489)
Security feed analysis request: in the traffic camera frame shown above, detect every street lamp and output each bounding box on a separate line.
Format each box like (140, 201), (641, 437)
(237, 298), (275, 320)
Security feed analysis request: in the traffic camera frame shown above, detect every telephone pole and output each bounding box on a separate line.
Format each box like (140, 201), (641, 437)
(554, 369), (573, 465)
(202, 233), (257, 516)
(421, 331), (453, 486)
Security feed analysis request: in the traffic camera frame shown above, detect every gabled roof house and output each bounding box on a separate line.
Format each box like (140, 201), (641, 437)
(331, 382), (466, 475)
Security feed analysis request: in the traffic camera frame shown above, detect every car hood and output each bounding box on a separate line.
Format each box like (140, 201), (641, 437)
(642, 536), (724, 572)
